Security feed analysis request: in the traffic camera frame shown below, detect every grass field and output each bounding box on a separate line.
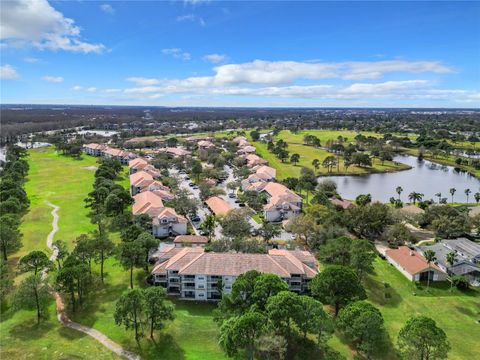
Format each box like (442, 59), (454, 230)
(1, 147), (225, 360)
(250, 130), (410, 179)
(359, 257), (480, 360)
(1, 147), (121, 359)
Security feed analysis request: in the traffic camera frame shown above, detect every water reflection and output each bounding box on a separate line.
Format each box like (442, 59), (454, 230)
(323, 155), (480, 203)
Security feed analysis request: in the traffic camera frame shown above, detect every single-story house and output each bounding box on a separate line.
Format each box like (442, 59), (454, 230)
(385, 246), (447, 282)
(418, 238), (480, 286)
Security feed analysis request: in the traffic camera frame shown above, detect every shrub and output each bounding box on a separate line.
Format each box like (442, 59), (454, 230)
(451, 276), (469, 290)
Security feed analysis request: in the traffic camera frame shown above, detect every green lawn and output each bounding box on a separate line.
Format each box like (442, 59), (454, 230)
(1, 147), (121, 359)
(70, 259), (226, 360)
(356, 257), (480, 360)
(1, 147), (225, 360)
(250, 130), (410, 179)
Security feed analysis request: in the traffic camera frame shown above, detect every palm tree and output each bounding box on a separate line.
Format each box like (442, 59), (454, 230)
(435, 192), (442, 203)
(446, 251), (458, 291)
(202, 214), (216, 241)
(475, 192), (480, 204)
(396, 186), (403, 200)
(449, 188), (456, 203)
(465, 188), (471, 203)
(312, 159), (320, 174)
(408, 192), (424, 205)
(423, 250), (437, 290)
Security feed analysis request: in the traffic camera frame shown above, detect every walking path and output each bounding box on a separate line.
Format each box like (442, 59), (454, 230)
(44, 202), (141, 360)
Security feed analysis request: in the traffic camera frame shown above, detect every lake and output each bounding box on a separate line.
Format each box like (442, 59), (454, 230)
(324, 155), (480, 203)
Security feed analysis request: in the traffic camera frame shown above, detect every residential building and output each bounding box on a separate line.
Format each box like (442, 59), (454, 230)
(83, 143), (107, 156)
(245, 154), (268, 168)
(418, 238), (480, 286)
(261, 182), (303, 222)
(150, 247), (318, 300)
(237, 145), (256, 155)
(132, 191), (164, 215)
(83, 143), (135, 164)
(330, 198), (355, 209)
(197, 140), (216, 160)
(129, 158), (149, 174)
(130, 171), (154, 195)
(152, 207), (188, 237)
(205, 196), (232, 217)
(241, 166), (276, 192)
(174, 235), (209, 248)
(156, 147), (191, 158)
(385, 246), (447, 282)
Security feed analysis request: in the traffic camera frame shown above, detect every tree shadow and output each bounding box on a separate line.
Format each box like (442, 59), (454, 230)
(140, 333), (186, 360)
(57, 325), (88, 341)
(9, 318), (55, 341)
(364, 274), (402, 308)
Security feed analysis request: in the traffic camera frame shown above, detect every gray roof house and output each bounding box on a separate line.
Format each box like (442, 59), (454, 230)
(418, 238), (480, 286)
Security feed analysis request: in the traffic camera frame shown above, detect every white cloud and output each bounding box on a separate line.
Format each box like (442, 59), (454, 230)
(100, 4), (114, 14)
(161, 48), (191, 61)
(72, 85), (83, 91)
(86, 87), (97, 92)
(176, 14), (206, 27)
(0, 0), (105, 53)
(42, 75), (63, 83)
(0, 64), (20, 80)
(183, 0), (211, 5)
(126, 77), (160, 86)
(211, 59), (453, 85)
(24, 57), (40, 63)
(203, 53), (227, 63)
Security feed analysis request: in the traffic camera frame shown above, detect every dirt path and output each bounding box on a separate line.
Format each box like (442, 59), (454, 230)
(45, 202), (141, 360)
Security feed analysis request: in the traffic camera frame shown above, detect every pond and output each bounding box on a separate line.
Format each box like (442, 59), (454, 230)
(324, 155), (480, 203)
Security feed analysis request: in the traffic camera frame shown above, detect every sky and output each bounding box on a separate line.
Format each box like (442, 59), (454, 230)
(1, 0), (479, 108)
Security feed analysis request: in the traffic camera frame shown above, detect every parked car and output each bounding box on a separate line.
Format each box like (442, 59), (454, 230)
(191, 216), (201, 222)
(234, 199), (241, 204)
(228, 193), (236, 198)
(238, 203), (246, 207)
(189, 182), (195, 187)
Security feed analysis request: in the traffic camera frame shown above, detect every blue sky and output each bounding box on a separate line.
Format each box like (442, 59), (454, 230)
(1, 0), (479, 107)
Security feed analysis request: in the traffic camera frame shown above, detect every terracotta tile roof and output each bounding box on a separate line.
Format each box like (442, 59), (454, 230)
(130, 171), (153, 186)
(263, 183), (301, 202)
(237, 145), (256, 154)
(157, 147), (191, 157)
(205, 196), (232, 216)
(153, 207), (188, 224)
(150, 188), (174, 201)
(255, 165), (276, 179)
(152, 247), (319, 278)
(385, 246), (443, 275)
(84, 143), (106, 150)
(330, 198), (355, 209)
(245, 154), (268, 167)
(198, 140), (215, 149)
(133, 191), (164, 215)
(174, 235), (209, 244)
(232, 136), (247, 144)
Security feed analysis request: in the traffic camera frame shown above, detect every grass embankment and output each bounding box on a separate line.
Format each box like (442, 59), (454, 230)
(1, 147), (119, 359)
(250, 130), (410, 180)
(1, 147), (225, 360)
(359, 258), (480, 360)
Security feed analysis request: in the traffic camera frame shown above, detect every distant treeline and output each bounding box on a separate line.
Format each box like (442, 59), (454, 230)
(1, 105), (479, 143)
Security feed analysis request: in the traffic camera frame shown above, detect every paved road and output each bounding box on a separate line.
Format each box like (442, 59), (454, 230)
(45, 202), (141, 360)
